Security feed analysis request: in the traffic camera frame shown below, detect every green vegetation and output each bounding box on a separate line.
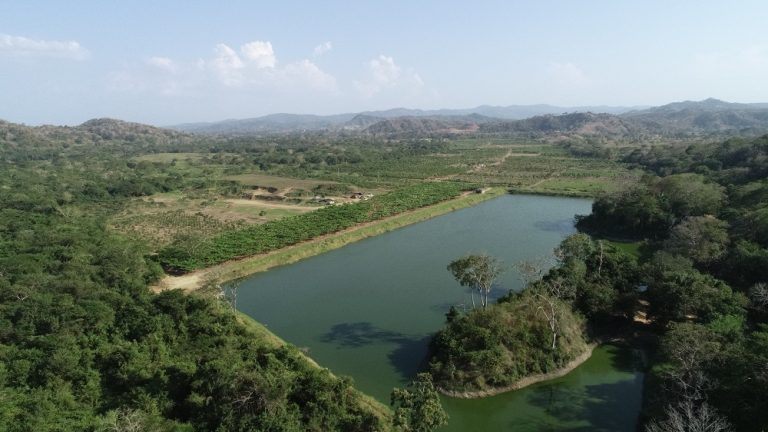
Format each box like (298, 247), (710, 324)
(429, 226), (651, 395)
(575, 135), (768, 430)
(429, 290), (588, 393)
(390, 374), (448, 432)
(0, 190), (391, 431)
(446, 254), (503, 309)
(158, 182), (467, 273)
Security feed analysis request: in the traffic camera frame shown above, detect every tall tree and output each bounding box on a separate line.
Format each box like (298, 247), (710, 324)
(447, 254), (503, 308)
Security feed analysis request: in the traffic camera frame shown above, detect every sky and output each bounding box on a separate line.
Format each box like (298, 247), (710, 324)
(1, 0), (767, 126)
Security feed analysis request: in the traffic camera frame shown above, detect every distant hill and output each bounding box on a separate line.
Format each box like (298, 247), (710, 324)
(362, 115), (494, 136)
(169, 104), (643, 135)
(0, 118), (191, 156)
(173, 113), (356, 135)
(621, 98), (768, 135)
(77, 118), (186, 141)
(479, 112), (640, 139)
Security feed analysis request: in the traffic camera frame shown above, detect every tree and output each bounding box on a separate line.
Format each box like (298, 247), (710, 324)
(750, 282), (768, 310)
(447, 254), (503, 308)
(390, 373), (448, 432)
(648, 269), (746, 326)
(529, 292), (562, 350)
(664, 216), (729, 266)
(656, 173), (725, 218)
(646, 400), (732, 432)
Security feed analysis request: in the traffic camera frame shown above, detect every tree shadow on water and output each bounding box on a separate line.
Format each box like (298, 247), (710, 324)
(321, 322), (431, 381)
(523, 376), (644, 431)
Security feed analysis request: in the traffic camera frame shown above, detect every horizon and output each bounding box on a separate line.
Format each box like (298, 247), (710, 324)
(2, 1), (768, 126)
(6, 96), (764, 128)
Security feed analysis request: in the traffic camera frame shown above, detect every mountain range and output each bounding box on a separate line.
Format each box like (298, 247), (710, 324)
(4, 99), (768, 145)
(168, 99), (768, 138)
(169, 104), (645, 135)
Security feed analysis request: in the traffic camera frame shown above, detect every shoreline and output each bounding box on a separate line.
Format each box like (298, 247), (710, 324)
(232, 309), (393, 425)
(152, 187), (506, 292)
(437, 343), (598, 399)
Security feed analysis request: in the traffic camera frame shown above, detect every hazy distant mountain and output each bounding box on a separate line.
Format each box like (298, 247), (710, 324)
(169, 104), (644, 135)
(362, 115), (496, 136)
(621, 98), (768, 135)
(479, 112), (640, 139)
(454, 99), (768, 139)
(173, 113), (356, 135)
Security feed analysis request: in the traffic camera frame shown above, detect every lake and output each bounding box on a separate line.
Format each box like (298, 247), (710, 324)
(235, 194), (645, 431)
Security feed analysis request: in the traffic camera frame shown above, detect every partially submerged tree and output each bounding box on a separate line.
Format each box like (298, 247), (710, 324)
(447, 254), (503, 308)
(390, 373), (448, 432)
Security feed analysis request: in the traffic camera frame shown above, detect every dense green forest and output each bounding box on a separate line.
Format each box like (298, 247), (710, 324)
(577, 136), (768, 430)
(0, 136), (400, 430)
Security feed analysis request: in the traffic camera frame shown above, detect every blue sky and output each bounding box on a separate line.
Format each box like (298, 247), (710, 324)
(1, 0), (767, 125)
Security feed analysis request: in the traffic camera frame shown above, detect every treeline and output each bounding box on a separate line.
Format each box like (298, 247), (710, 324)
(159, 182), (467, 273)
(578, 135), (768, 430)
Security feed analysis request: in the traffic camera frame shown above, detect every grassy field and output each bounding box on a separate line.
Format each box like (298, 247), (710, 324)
(110, 191), (318, 249)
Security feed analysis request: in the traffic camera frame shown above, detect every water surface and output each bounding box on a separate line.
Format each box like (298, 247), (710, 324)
(236, 195), (644, 431)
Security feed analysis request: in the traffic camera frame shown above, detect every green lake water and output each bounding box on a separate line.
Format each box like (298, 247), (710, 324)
(235, 195), (645, 431)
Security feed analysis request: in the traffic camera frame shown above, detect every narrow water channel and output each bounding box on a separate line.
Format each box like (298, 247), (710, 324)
(235, 195), (645, 431)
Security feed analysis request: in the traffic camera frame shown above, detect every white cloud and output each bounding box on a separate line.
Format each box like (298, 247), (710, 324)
(0, 33), (89, 60)
(110, 40), (337, 96)
(210, 43), (245, 86)
(283, 59), (336, 91)
(240, 40), (276, 68)
(147, 56), (177, 73)
(355, 55), (423, 98)
(370, 55), (401, 84)
(313, 41), (333, 57)
(547, 62), (589, 86)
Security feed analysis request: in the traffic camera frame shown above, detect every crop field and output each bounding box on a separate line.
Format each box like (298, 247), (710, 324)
(110, 191), (318, 249)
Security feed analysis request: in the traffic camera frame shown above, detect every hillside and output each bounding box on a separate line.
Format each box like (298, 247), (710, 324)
(363, 114), (492, 136)
(480, 112), (640, 139)
(169, 104), (641, 135)
(0, 118), (203, 159)
(622, 98), (768, 135)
